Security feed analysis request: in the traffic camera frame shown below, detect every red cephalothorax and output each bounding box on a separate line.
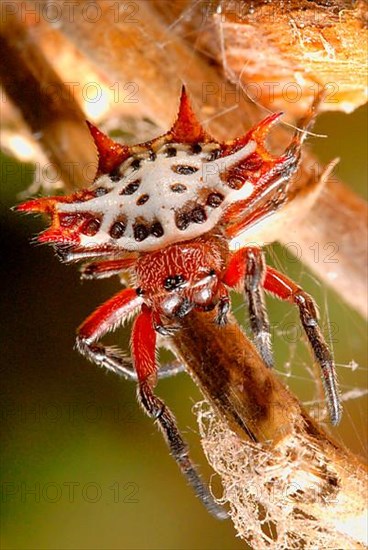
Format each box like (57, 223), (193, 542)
(17, 87), (341, 519)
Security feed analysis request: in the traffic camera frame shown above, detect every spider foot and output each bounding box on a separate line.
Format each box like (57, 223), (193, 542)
(295, 291), (342, 426)
(76, 338), (138, 380)
(138, 380), (227, 520)
(158, 360), (186, 378)
(320, 359), (342, 426)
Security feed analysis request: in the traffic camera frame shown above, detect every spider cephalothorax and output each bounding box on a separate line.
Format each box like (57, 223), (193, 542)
(18, 87), (341, 519)
(135, 233), (229, 323)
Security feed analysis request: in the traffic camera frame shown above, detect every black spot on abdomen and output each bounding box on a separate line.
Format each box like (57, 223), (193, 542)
(206, 192), (224, 208)
(170, 183), (187, 193)
(171, 165), (199, 175)
(165, 147), (177, 157)
(131, 159), (142, 170)
(109, 219), (127, 239)
(81, 217), (101, 236)
(94, 187), (109, 196)
(191, 143), (202, 154)
(190, 206), (207, 224)
(109, 170), (121, 182)
(136, 194), (149, 206)
(175, 211), (190, 231)
(134, 223), (149, 242)
(120, 179), (141, 195)
(150, 221), (164, 238)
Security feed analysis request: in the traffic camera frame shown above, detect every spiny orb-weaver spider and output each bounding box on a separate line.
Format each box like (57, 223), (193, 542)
(17, 87), (341, 519)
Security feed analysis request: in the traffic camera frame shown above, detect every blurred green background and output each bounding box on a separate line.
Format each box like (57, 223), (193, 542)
(1, 104), (367, 550)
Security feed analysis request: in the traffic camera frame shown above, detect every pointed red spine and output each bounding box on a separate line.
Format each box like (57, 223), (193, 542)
(86, 121), (131, 174)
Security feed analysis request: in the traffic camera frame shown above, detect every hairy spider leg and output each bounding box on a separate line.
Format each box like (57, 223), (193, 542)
(223, 247), (273, 368)
(80, 256), (137, 279)
(76, 288), (185, 380)
(76, 288), (142, 379)
(76, 290), (223, 516)
(264, 267), (342, 426)
(223, 249), (341, 424)
(54, 244), (121, 263)
(131, 305), (227, 520)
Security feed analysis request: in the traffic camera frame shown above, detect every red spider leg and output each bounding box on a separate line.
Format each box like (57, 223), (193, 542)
(264, 267), (341, 426)
(131, 306), (227, 520)
(76, 288), (142, 380)
(76, 289), (184, 381)
(140, 312), (188, 380)
(80, 256), (137, 280)
(223, 247), (273, 368)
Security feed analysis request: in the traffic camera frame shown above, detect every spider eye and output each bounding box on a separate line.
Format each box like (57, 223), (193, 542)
(164, 275), (185, 291)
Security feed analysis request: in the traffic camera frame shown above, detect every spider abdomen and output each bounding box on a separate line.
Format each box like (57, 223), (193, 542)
(55, 140), (257, 252)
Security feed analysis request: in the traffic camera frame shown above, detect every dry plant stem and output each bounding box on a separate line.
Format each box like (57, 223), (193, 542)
(172, 311), (368, 546)
(55, 0), (252, 134)
(214, 0), (368, 115)
(153, 0), (367, 113)
(0, 11), (97, 190)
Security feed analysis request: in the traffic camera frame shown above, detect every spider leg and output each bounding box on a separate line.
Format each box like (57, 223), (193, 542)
(131, 306), (227, 520)
(244, 248), (273, 368)
(214, 284), (230, 326)
(263, 267), (341, 426)
(152, 311), (181, 336)
(76, 289), (185, 381)
(80, 257), (137, 280)
(223, 247), (273, 368)
(54, 244), (119, 263)
(76, 288), (142, 379)
(158, 359), (186, 378)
